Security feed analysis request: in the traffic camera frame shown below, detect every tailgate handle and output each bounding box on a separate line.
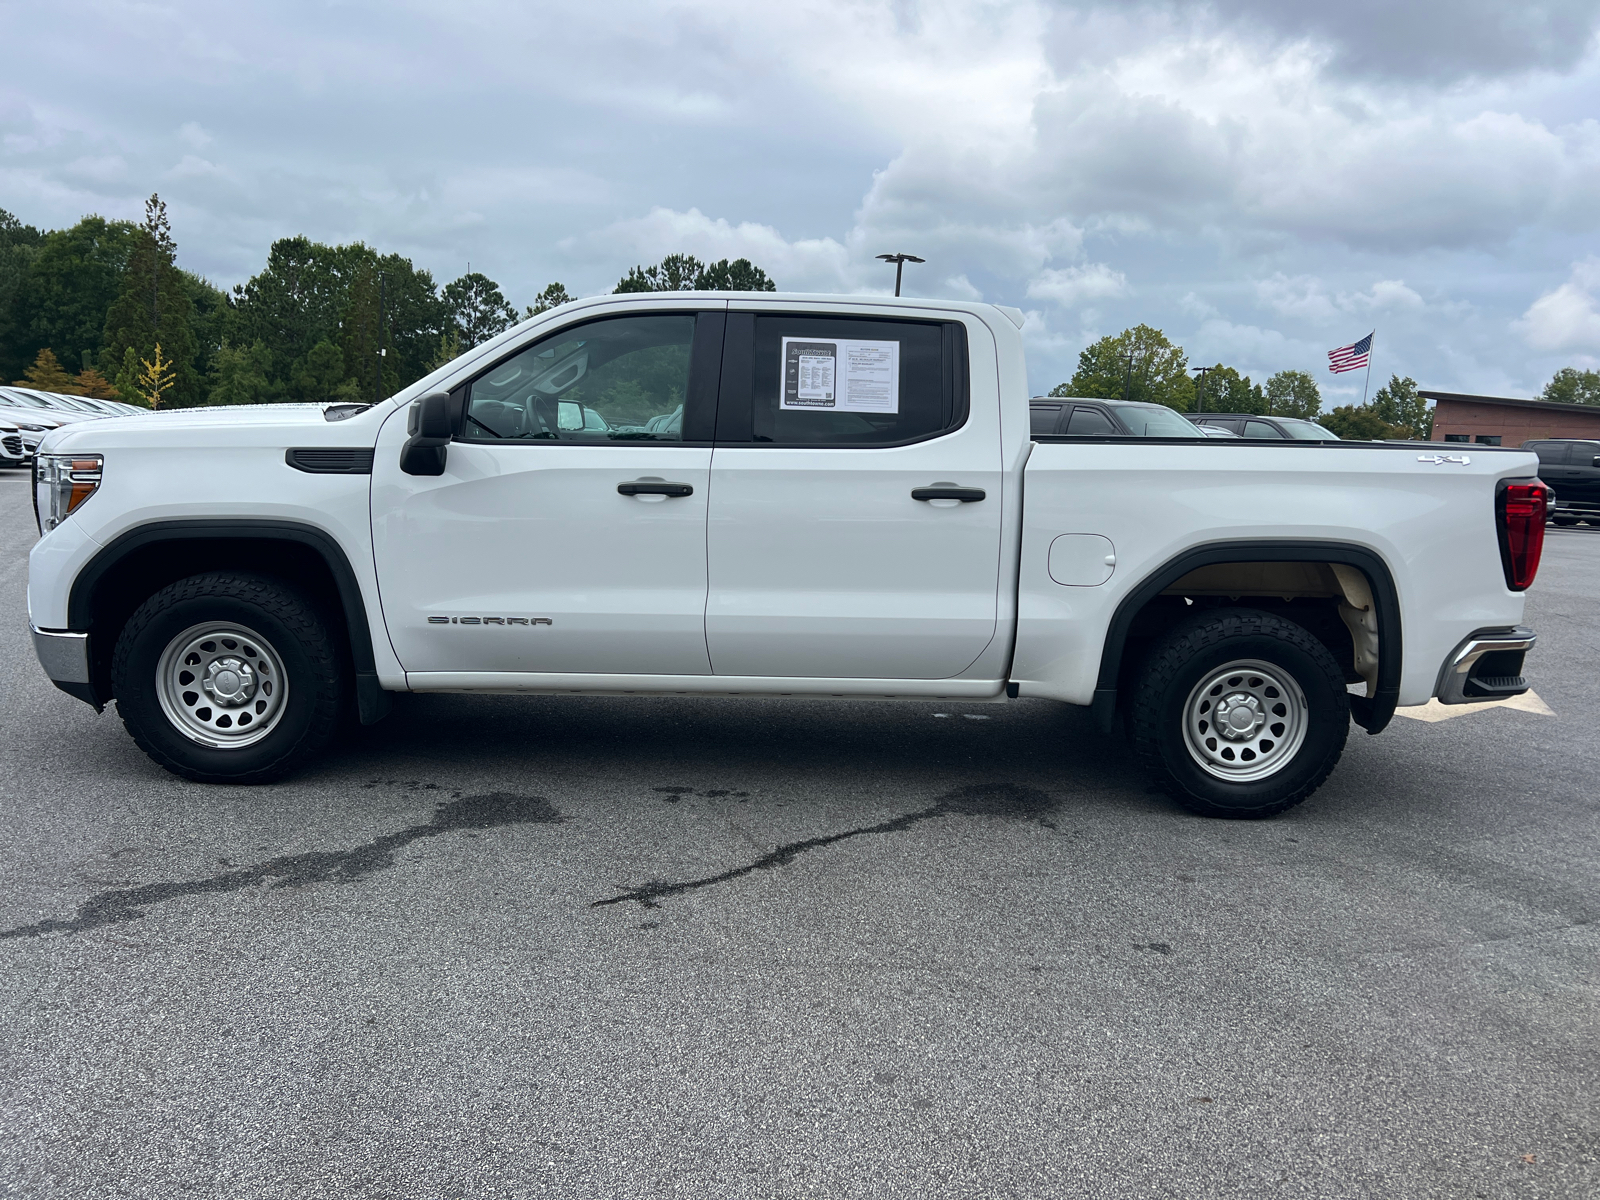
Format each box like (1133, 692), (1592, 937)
(618, 480), (694, 497)
(912, 485), (986, 502)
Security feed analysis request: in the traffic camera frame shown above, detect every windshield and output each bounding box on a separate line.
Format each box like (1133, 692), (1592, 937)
(1117, 404), (1207, 437)
(1281, 419), (1338, 440)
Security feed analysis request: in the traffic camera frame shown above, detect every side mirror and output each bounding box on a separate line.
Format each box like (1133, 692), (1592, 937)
(400, 392), (453, 476)
(1592, 456), (1600, 468)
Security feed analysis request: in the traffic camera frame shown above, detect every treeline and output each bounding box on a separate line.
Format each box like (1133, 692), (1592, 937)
(1055, 323), (1431, 438)
(0, 197), (774, 408)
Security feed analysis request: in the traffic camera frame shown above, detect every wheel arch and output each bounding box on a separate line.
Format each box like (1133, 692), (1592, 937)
(1090, 540), (1402, 735)
(69, 520), (390, 724)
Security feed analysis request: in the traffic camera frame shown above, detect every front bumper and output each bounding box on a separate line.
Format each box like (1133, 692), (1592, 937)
(1434, 626), (1536, 705)
(31, 627), (102, 710)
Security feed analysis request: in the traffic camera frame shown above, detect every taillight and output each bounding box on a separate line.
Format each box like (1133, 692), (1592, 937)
(1496, 479), (1548, 591)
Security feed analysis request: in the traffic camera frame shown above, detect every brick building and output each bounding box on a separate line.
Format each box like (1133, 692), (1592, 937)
(1422, 391), (1600, 446)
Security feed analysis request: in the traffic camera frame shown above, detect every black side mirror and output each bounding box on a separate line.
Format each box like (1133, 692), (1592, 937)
(1592, 456), (1600, 468)
(400, 392), (454, 476)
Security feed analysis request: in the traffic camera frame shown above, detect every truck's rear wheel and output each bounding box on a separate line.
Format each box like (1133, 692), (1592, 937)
(111, 573), (344, 783)
(1130, 609), (1349, 819)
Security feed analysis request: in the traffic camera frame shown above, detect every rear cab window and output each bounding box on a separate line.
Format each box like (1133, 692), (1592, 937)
(716, 313), (968, 445)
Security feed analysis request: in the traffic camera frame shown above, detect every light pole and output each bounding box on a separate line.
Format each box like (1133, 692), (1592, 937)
(875, 253), (925, 297)
(1191, 365), (1213, 415)
(1119, 351), (1135, 403)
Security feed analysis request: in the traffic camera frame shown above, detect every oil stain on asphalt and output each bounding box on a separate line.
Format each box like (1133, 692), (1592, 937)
(593, 782), (1057, 909)
(0, 792), (562, 940)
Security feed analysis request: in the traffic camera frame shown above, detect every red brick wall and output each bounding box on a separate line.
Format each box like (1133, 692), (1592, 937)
(1431, 399), (1600, 445)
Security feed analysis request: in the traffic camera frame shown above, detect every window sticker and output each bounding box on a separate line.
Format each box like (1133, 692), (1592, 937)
(781, 337), (899, 413)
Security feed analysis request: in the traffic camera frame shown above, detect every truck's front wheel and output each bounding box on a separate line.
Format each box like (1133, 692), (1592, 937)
(111, 573), (345, 783)
(1130, 609), (1349, 819)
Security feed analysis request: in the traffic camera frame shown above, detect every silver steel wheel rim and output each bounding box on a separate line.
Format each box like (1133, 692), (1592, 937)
(155, 622), (289, 749)
(1181, 658), (1308, 783)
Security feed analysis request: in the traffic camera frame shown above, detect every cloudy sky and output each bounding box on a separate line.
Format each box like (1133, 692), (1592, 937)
(6, 0), (1600, 398)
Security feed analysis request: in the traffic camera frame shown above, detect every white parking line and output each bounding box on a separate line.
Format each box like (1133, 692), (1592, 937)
(1394, 690), (1556, 722)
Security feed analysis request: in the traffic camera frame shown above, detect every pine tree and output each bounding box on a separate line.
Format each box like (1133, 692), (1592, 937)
(15, 347), (76, 391)
(73, 367), (118, 399)
(101, 194), (200, 405)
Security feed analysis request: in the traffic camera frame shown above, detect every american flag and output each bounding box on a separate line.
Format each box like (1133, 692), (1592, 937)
(1328, 332), (1373, 374)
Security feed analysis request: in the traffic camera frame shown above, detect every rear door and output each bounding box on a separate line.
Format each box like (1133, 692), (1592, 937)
(704, 308), (1003, 680)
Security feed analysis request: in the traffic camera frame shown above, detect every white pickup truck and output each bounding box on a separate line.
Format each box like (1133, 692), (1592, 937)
(28, 293), (1548, 817)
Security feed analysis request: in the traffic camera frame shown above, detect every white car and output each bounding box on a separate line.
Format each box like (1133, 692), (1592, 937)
(26, 292), (1545, 819)
(0, 388), (100, 426)
(0, 414), (26, 466)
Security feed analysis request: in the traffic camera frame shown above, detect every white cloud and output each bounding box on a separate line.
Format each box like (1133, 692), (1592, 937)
(1026, 262), (1129, 306)
(1514, 257), (1600, 351)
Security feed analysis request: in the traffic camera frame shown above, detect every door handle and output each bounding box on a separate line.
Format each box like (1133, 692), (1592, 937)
(618, 480), (694, 497)
(912, 485), (986, 502)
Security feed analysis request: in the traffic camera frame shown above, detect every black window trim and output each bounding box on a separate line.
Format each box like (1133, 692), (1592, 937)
(451, 307), (726, 447)
(713, 311), (971, 449)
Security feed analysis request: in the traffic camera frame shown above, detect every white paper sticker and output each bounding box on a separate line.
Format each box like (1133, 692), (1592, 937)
(781, 337), (899, 413)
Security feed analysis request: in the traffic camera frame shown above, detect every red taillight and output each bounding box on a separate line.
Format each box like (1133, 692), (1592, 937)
(1497, 480), (1548, 591)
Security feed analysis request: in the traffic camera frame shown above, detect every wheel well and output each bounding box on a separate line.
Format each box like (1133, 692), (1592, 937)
(1093, 547), (1401, 735)
(79, 538), (350, 704)
(1118, 562), (1370, 690)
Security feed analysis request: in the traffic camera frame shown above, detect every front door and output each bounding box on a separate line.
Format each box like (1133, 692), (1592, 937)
(705, 310), (1003, 680)
(371, 308), (723, 677)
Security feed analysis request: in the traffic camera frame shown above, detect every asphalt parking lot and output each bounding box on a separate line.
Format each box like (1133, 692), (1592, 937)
(1, 467), (1596, 1200)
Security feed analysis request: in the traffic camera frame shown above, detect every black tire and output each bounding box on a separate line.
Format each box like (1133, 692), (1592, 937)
(1130, 608), (1350, 819)
(111, 572), (345, 783)
(1552, 516), (1579, 527)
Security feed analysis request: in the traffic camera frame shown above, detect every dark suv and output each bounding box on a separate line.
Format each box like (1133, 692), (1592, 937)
(1029, 396), (1206, 437)
(1188, 413), (1339, 440)
(1522, 439), (1600, 525)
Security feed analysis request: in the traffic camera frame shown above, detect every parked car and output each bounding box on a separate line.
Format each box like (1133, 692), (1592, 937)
(1189, 413), (1340, 440)
(1030, 396), (1208, 437)
(29, 293), (1545, 820)
(1521, 439), (1600, 525)
(0, 414), (25, 466)
(0, 388), (100, 426)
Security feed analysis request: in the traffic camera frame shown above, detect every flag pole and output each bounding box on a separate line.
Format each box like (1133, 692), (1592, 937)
(1361, 331), (1375, 406)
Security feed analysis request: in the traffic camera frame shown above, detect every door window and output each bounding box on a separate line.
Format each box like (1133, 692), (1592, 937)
(1030, 404), (1063, 435)
(461, 314), (697, 443)
(1243, 420), (1281, 439)
(1066, 406), (1118, 435)
(1528, 442), (1568, 464)
(722, 314), (966, 445)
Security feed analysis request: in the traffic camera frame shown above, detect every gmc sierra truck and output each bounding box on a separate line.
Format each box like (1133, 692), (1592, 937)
(28, 293), (1547, 817)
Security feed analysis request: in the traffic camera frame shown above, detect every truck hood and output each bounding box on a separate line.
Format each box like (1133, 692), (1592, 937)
(38, 403), (382, 454)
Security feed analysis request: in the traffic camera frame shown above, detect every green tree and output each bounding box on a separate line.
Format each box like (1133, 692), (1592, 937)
(525, 282), (574, 317)
(695, 257), (777, 291)
(101, 194), (200, 405)
(1541, 366), (1600, 406)
(443, 270), (517, 349)
(425, 329), (462, 372)
(1320, 405), (1408, 440)
(1193, 364), (1267, 415)
(230, 238), (448, 401)
(1369, 374), (1429, 437)
(15, 347), (76, 390)
(0, 208), (45, 384)
(291, 339), (356, 403)
(206, 340), (277, 406)
(615, 253), (777, 293)
(1056, 324), (1194, 411)
(1264, 369), (1322, 419)
(11, 214), (138, 385)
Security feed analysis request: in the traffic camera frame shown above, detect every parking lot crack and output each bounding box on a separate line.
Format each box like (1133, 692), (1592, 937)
(593, 783), (1056, 908)
(0, 792), (562, 940)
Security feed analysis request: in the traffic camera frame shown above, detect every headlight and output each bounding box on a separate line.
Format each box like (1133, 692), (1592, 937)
(33, 453), (103, 534)
(17, 423), (48, 432)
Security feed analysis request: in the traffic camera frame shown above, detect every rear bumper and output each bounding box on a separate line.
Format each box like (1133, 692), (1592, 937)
(1434, 626), (1536, 705)
(31, 627), (102, 710)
